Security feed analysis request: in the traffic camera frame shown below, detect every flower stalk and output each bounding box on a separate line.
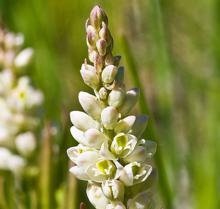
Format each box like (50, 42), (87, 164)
(67, 5), (157, 209)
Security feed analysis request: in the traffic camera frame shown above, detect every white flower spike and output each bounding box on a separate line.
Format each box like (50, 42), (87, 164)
(67, 5), (157, 209)
(0, 27), (43, 176)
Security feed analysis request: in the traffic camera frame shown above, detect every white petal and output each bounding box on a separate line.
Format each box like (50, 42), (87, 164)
(101, 106), (119, 130)
(14, 48), (34, 68)
(69, 166), (90, 181)
(87, 182), (109, 208)
(114, 115), (136, 134)
(78, 91), (103, 120)
(70, 111), (100, 131)
(84, 128), (108, 149)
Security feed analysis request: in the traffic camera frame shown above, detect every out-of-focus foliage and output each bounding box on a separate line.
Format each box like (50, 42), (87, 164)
(0, 0), (220, 209)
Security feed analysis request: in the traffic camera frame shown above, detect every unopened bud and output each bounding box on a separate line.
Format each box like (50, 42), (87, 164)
(101, 106), (119, 130)
(90, 5), (108, 29)
(96, 39), (107, 56)
(78, 91), (103, 120)
(70, 111), (100, 131)
(108, 87), (125, 108)
(80, 63), (99, 89)
(86, 25), (98, 48)
(114, 115), (136, 133)
(101, 65), (117, 84)
(119, 88), (140, 116)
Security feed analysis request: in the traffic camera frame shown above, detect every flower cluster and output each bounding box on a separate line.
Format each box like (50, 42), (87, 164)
(0, 27), (43, 175)
(67, 6), (157, 209)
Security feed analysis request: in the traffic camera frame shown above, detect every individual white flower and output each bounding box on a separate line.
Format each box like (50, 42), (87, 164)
(120, 162), (152, 186)
(14, 48), (34, 68)
(101, 65), (117, 84)
(15, 132), (36, 156)
(87, 159), (117, 182)
(110, 133), (137, 158)
(102, 180), (124, 201)
(87, 182), (109, 209)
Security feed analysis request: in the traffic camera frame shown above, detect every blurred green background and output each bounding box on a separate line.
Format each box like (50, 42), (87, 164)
(1, 0), (220, 208)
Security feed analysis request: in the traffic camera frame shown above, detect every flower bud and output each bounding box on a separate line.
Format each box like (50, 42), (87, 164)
(15, 132), (36, 156)
(86, 25), (98, 48)
(80, 63), (99, 89)
(84, 128), (108, 149)
(111, 133), (137, 157)
(101, 65), (117, 84)
(96, 39), (107, 56)
(78, 91), (103, 120)
(114, 115), (136, 133)
(89, 5), (108, 29)
(87, 183), (109, 209)
(108, 87), (125, 108)
(119, 162), (152, 186)
(99, 87), (108, 100)
(88, 49), (98, 63)
(70, 111), (100, 131)
(99, 22), (110, 41)
(131, 115), (148, 138)
(14, 48), (34, 68)
(102, 180), (124, 201)
(119, 88), (140, 116)
(101, 106), (119, 129)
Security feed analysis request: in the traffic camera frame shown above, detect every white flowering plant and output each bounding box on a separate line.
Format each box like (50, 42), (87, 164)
(0, 27), (43, 176)
(67, 5), (157, 209)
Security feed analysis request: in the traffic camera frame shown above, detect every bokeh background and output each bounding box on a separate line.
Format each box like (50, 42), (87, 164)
(1, 0), (220, 208)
